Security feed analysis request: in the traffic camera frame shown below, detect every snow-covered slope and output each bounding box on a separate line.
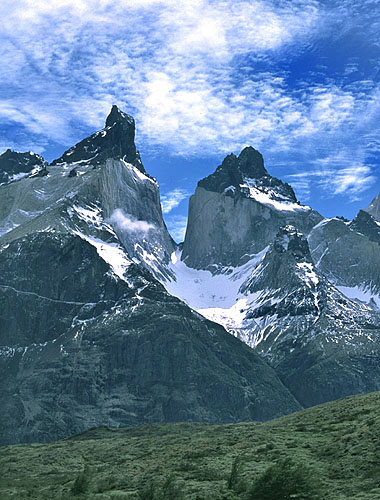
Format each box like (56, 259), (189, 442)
(166, 247), (267, 335)
(167, 224), (380, 408)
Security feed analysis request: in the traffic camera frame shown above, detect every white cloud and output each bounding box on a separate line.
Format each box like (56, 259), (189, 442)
(0, 0), (321, 154)
(161, 189), (189, 214)
(109, 209), (154, 233)
(1, 0), (380, 208)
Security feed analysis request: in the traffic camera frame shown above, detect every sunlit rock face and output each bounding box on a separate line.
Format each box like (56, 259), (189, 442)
(366, 191), (380, 222)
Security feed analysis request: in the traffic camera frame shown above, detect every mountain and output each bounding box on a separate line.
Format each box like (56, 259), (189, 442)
(308, 211), (380, 309)
(181, 146), (322, 270)
(167, 151), (380, 409)
(2, 390), (380, 500)
(0, 149), (46, 185)
(0, 108), (174, 280)
(0, 107), (300, 445)
(3, 105), (380, 446)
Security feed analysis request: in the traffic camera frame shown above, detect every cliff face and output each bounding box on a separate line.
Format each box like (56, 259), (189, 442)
(182, 147), (322, 269)
(0, 231), (300, 445)
(0, 107), (175, 280)
(365, 191), (380, 222)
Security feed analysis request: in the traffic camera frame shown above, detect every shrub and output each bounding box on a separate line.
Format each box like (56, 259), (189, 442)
(227, 456), (244, 492)
(247, 458), (319, 500)
(70, 464), (90, 495)
(138, 475), (185, 500)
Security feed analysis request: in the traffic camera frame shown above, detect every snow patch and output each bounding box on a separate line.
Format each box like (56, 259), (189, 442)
(73, 231), (131, 280)
(337, 285), (380, 310)
(165, 248), (267, 331)
(240, 178), (310, 212)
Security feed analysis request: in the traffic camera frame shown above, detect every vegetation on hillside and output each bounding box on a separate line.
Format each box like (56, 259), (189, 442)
(1, 391), (380, 499)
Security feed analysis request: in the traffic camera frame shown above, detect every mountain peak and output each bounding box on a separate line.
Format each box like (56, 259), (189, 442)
(273, 225), (312, 261)
(198, 146), (268, 193)
(0, 149), (45, 184)
(237, 146), (267, 178)
(349, 209), (380, 244)
(105, 105), (134, 128)
(51, 106), (145, 172)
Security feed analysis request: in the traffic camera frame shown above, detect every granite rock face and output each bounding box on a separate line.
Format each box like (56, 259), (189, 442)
(308, 213), (380, 306)
(0, 149), (174, 280)
(182, 147), (322, 269)
(365, 192), (380, 222)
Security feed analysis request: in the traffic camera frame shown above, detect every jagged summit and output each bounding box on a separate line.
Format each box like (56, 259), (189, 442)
(365, 191), (380, 222)
(0, 149), (46, 185)
(198, 147), (262, 191)
(105, 104), (134, 127)
(273, 225), (312, 261)
(51, 105), (145, 172)
(198, 147), (267, 193)
(198, 146), (297, 203)
(242, 225), (318, 308)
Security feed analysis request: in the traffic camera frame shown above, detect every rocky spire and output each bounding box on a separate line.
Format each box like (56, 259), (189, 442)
(365, 192), (380, 223)
(198, 146), (268, 193)
(51, 105), (145, 172)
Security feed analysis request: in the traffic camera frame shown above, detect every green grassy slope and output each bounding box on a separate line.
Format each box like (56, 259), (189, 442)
(2, 391), (380, 500)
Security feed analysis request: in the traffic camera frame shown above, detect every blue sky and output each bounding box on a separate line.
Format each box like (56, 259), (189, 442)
(2, 0), (380, 241)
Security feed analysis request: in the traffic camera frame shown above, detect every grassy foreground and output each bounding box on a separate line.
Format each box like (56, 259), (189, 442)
(2, 392), (380, 500)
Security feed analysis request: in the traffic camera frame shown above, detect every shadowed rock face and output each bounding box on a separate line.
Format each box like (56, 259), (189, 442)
(182, 147), (322, 269)
(51, 105), (144, 171)
(238, 226), (380, 408)
(0, 150), (46, 184)
(350, 210), (380, 244)
(0, 232), (300, 445)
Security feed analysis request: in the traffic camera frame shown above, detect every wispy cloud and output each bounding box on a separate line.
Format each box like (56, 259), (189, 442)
(288, 164), (376, 202)
(0, 0), (320, 153)
(109, 209), (154, 233)
(165, 215), (188, 243)
(161, 189), (189, 214)
(1, 0), (380, 207)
